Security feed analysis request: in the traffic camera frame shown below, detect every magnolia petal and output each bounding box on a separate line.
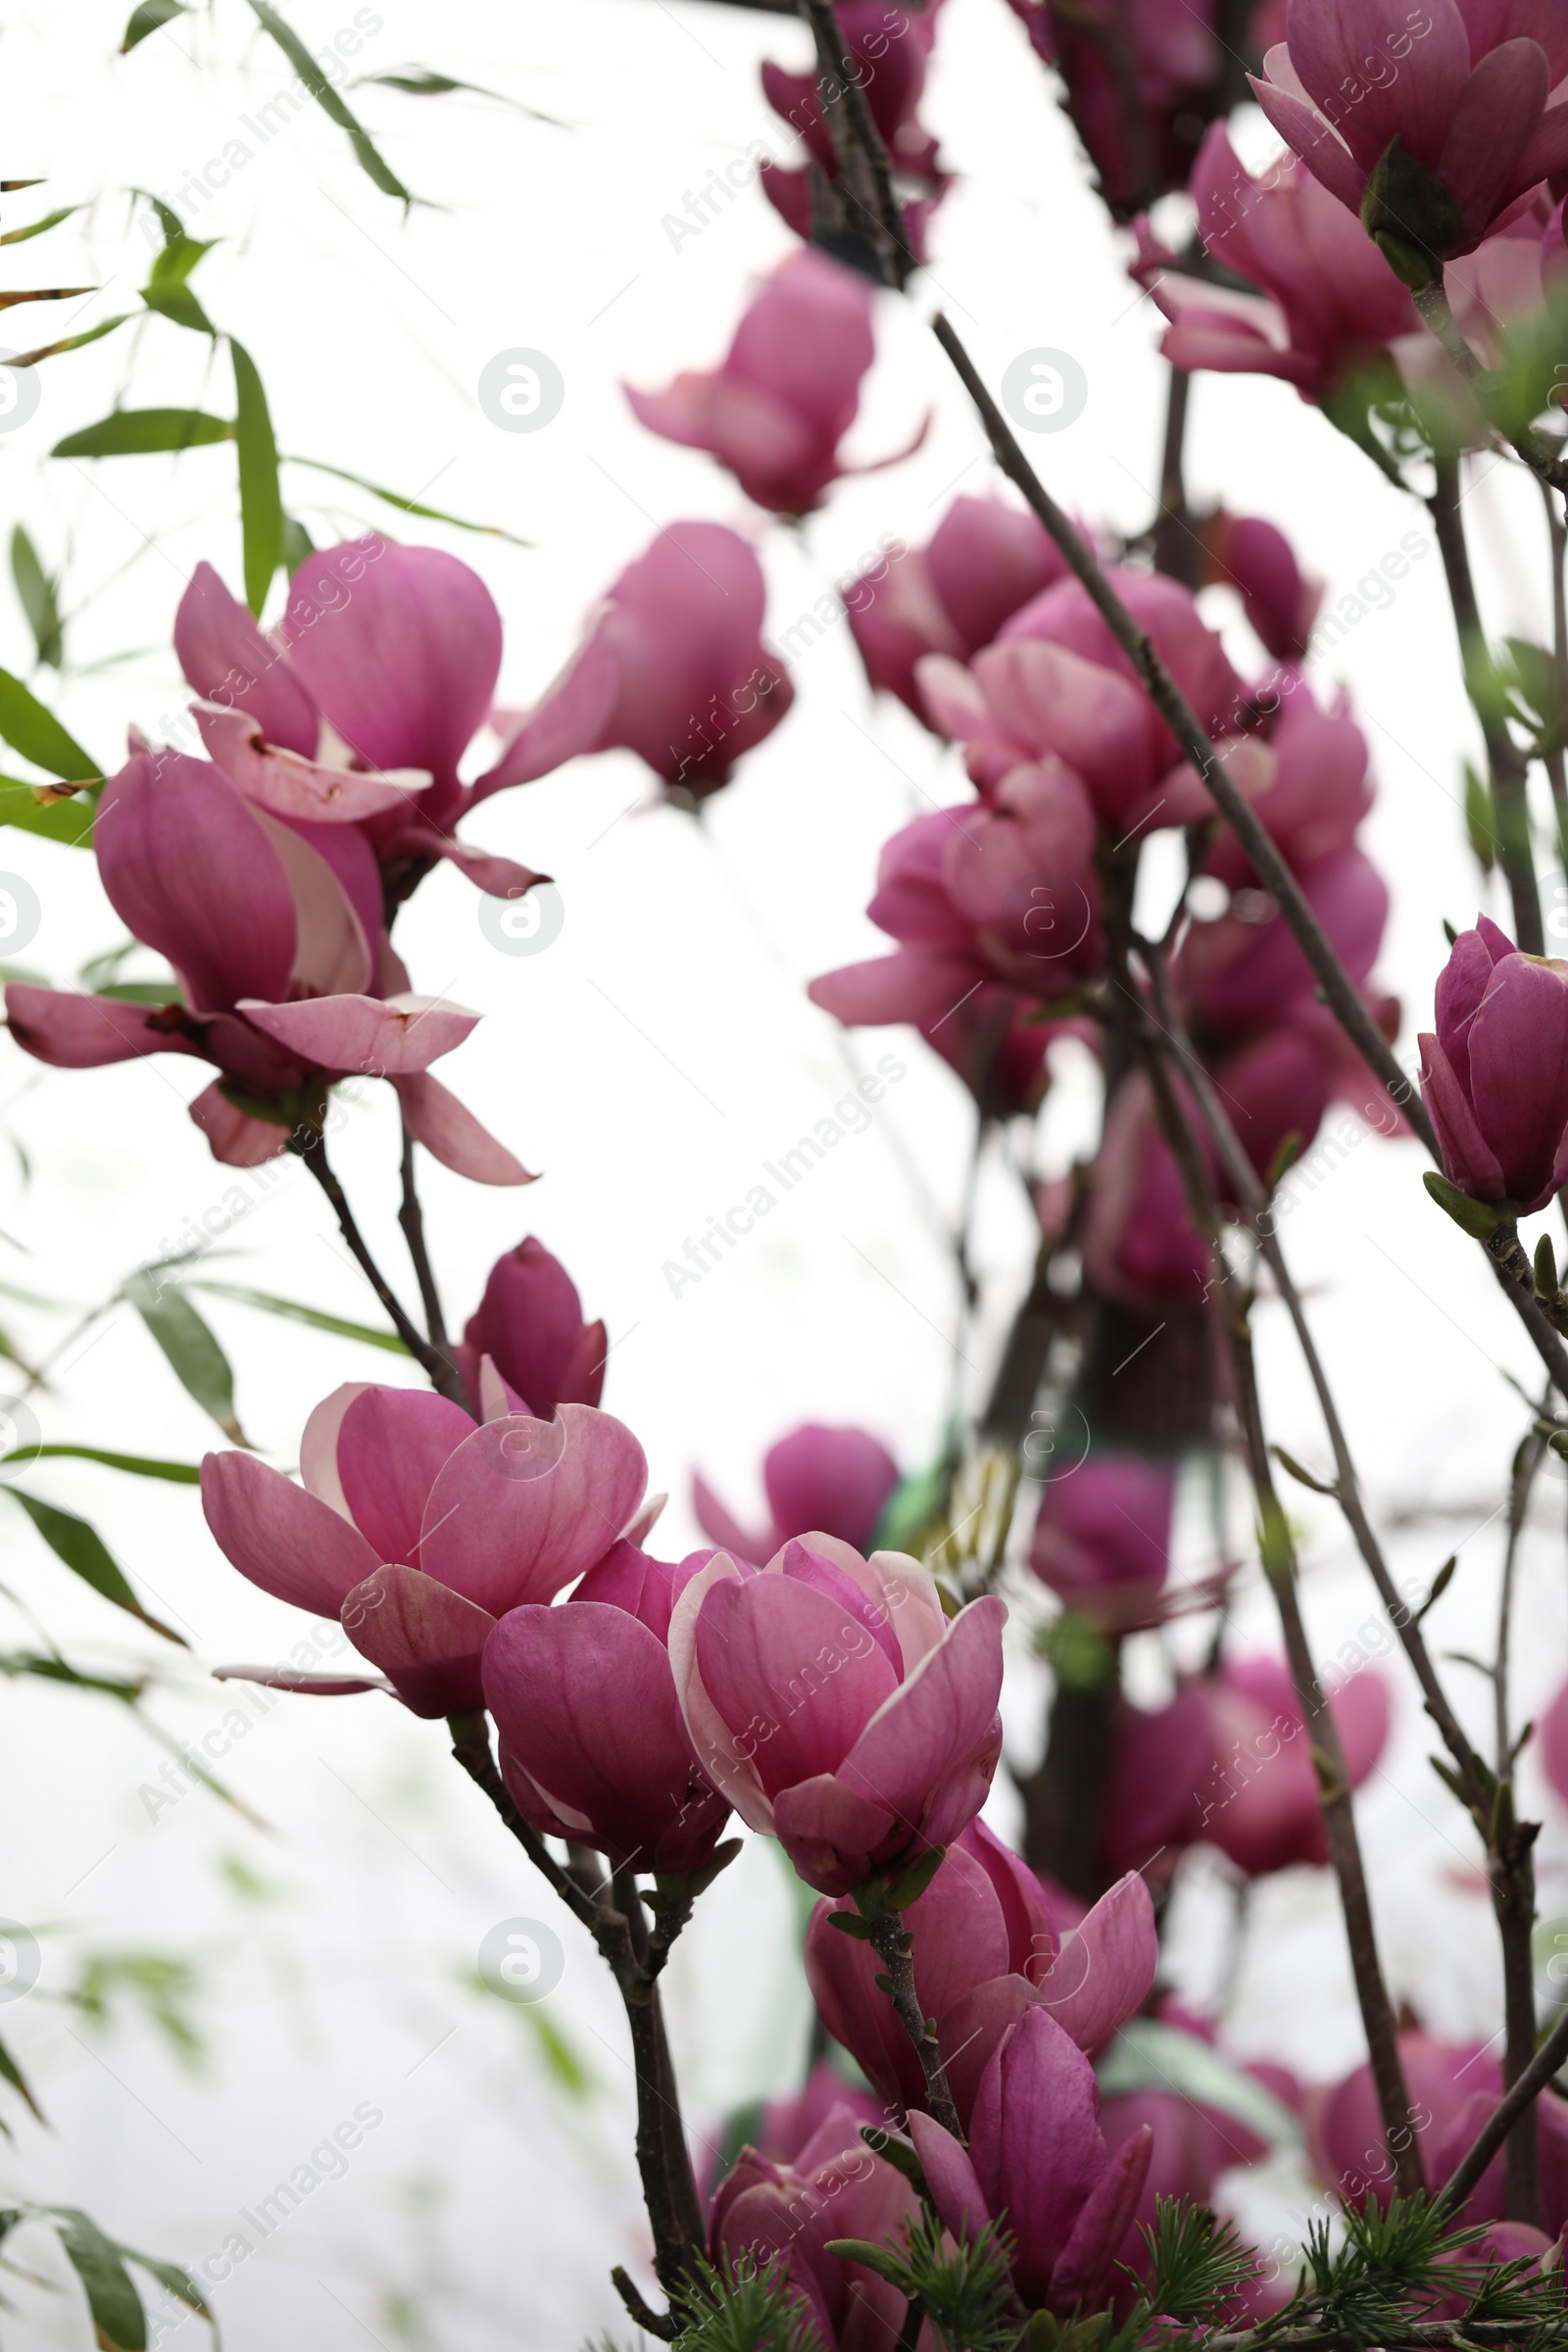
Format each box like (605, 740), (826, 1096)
(193, 701), (432, 823)
(392, 1071), (536, 1186)
(339, 1560), (494, 1718)
(416, 1402), (648, 1615)
(188, 1081), (290, 1166)
(201, 1448), (378, 1613)
(238, 992), (479, 1078)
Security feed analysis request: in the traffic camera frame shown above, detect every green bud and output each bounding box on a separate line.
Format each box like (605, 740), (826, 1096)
(1359, 137), (1463, 287)
(1422, 1169), (1506, 1240)
(1537, 1233), (1560, 1300)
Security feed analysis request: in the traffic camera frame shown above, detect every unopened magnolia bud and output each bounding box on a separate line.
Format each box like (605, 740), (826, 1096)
(1359, 138), (1463, 288)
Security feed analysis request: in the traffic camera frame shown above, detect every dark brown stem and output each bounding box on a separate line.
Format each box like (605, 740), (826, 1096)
(1542, 480), (1568, 884)
(931, 308), (1568, 1409)
(1109, 948), (1420, 2195)
(292, 1127), (470, 1407)
(1429, 453), (1542, 953)
(798, 0), (914, 286)
(1020, 1672), (1118, 1900)
(865, 1910), (964, 2140)
(1413, 277), (1568, 500)
(1152, 364), (1199, 587)
(1436, 1996), (1568, 2220)
(1492, 1425), (1545, 2224)
(397, 1123), (449, 1349)
(446, 1714), (704, 2299)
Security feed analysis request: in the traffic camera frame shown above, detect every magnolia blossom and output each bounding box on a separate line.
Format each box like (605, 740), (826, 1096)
(693, 1423), (901, 1565)
(847, 496), (1067, 717)
(483, 1544), (730, 1876)
(1308, 2031), (1568, 2226)
(5, 750), (526, 1180)
(455, 1238), (606, 1419)
(910, 2010), (1153, 2313)
(488, 521), (793, 804)
(1251, 2), (1568, 272)
(626, 249), (880, 516)
(202, 1388), (650, 1717)
(807, 1821), (1156, 2123)
(1029, 1454), (1178, 1634)
(709, 2100), (924, 2348)
(667, 1533), (1005, 1895)
(1201, 514), (1324, 664)
(1103, 1654), (1391, 1880)
(1419, 915), (1568, 1211)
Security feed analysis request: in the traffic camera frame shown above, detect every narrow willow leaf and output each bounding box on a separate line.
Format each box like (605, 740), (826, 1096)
(192, 1280), (405, 1354)
(0, 2028), (43, 2123)
(0, 776), (95, 845)
(11, 315), (131, 369)
(1096, 2020), (1302, 2147)
(51, 2209), (148, 2352)
(122, 0), (191, 48)
(279, 514), (314, 573)
(0, 206), (82, 247)
(0, 671), (97, 780)
(0, 288), (94, 312)
(285, 455), (530, 544)
(230, 340), (282, 615)
(0, 1652), (148, 1701)
(31, 1446), (201, 1485)
(5, 1492), (187, 1645)
(11, 527), (62, 668)
(245, 0), (412, 202)
(355, 68), (569, 125)
(123, 1271), (246, 1443)
(118, 2248), (214, 2331)
(53, 409), (232, 459)
(140, 281), (215, 335)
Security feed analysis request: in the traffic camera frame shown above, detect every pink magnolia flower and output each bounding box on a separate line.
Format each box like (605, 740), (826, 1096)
(486, 521), (793, 805)
(1102, 1654), (1391, 1880)
(1196, 678), (1375, 895)
(175, 540), (547, 903)
(910, 2009), (1154, 2314)
(1201, 514), (1324, 664)
(848, 497), (1068, 719)
(1250, 2), (1568, 271)
(1153, 124), (1418, 396)
(1029, 1454), (1178, 1635)
(1540, 1672), (1568, 1804)
(454, 1238), (606, 1419)
(667, 1534), (1006, 1896)
(201, 1388), (649, 1717)
(710, 2099), (924, 2349)
(1179, 844), (1391, 1044)
(808, 782), (1102, 1101)
(482, 1543), (731, 1877)
(807, 1820), (1156, 2124)
(703, 2061), (884, 2204)
(1420, 915), (1568, 1212)
(5, 750), (526, 1181)
(693, 1423), (901, 1566)
(1308, 2031), (1568, 2225)
(760, 1), (950, 263)
(626, 250), (880, 516)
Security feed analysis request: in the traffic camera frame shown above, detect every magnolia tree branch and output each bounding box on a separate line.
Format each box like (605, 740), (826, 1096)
(291, 1127), (471, 1406)
(398, 1123), (451, 1351)
(446, 1714), (705, 2312)
(1103, 946), (1421, 2195)
(1436, 1995), (1568, 2218)
(864, 1910), (965, 2140)
(1412, 277), (1568, 502)
(1429, 454), (1543, 952)
(1491, 1423), (1546, 2223)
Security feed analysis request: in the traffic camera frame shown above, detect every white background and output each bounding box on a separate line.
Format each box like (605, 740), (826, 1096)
(0, 1), (1565, 2344)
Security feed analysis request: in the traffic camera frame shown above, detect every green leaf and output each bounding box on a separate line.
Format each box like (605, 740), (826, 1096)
(116, 2248), (213, 2331)
(122, 0), (191, 49)
(0, 668), (98, 779)
(244, 1), (412, 203)
(190, 1280), (406, 1354)
(284, 455), (530, 544)
(4, 1491), (186, 1644)
(1416, 1554), (1457, 1622)
(0, 775), (96, 845)
(1423, 1166), (1506, 1240)
(229, 340), (282, 616)
(140, 281), (215, 335)
(12, 315), (132, 369)
(1272, 1445), (1338, 1497)
(11, 527), (61, 669)
(144, 234), (215, 292)
(52, 410), (232, 459)
(30, 1445), (200, 1485)
(279, 514), (315, 574)
(1464, 760), (1496, 875)
(0, 206), (82, 247)
(1097, 2020), (1302, 2148)
(51, 2208), (148, 2352)
(122, 1270), (247, 1443)
(0, 2025), (43, 2124)
(354, 68), (569, 126)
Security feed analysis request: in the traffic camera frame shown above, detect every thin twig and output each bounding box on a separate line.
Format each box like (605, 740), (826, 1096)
(397, 1122), (450, 1350)
(1493, 1417), (1546, 2224)
(291, 1127), (469, 1407)
(1436, 1997), (1568, 2219)
(865, 1910), (964, 2140)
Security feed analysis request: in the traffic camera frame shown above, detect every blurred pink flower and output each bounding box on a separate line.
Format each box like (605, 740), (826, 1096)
(760, 1), (950, 263)
(848, 496), (1067, 717)
(1029, 1454), (1178, 1634)
(693, 1423), (901, 1565)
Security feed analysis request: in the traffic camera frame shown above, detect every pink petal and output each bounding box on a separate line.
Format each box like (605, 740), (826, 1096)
(174, 561), (319, 758)
(1052, 2125), (1153, 2307)
(472, 614), (620, 796)
(416, 1402), (648, 1614)
(666, 1550), (776, 1833)
(213, 1663), (388, 1695)
(336, 1386), (475, 1570)
(238, 992), (476, 1076)
(392, 1071), (536, 1185)
(1033, 1871), (1158, 2054)
(837, 1593), (1006, 1833)
(808, 948), (985, 1031)
(5, 986), (194, 1068)
(339, 1560), (495, 1717)
(254, 813), (374, 1001)
(1440, 40), (1548, 241)
(695, 1573), (901, 1795)
(1250, 75), (1369, 212)
(763, 1424), (900, 1552)
(188, 1082), (289, 1165)
(417, 837), (548, 900)
(1283, 0), (1471, 171)
(200, 1448), (378, 1613)
(193, 701), (432, 824)
(906, 2112), (994, 2245)
(95, 752), (296, 1012)
(690, 1470), (766, 1563)
(283, 542), (502, 782)
(978, 2008), (1104, 2297)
